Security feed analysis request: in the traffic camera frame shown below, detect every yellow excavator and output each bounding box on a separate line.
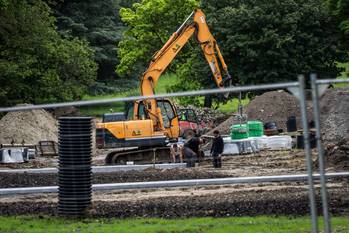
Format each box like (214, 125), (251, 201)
(96, 9), (232, 164)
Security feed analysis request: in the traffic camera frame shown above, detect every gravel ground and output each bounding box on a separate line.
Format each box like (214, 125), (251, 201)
(0, 150), (316, 188)
(0, 150), (348, 217)
(1, 182), (348, 217)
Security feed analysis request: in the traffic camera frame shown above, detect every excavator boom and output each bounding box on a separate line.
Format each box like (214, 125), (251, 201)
(140, 9), (232, 132)
(97, 9), (232, 165)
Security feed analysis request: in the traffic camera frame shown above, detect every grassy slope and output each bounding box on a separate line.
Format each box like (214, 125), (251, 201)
(0, 216), (348, 233)
(79, 73), (248, 116)
(338, 62), (349, 78)
(335, 62), (349, 88)
(80, 61), (348, 116)
(79, 73), (179, 116)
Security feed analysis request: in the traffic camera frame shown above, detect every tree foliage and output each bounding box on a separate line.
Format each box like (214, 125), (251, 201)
(52, 0), (135, 80)
(199, 0), (347, 86)
(0, 0), (97, 106)
(116, 0), (200, 78)
(328, 0), (349, 35)
(117, 0), (347, 90)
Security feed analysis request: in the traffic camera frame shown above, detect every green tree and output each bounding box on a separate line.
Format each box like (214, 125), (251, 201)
(117, 0), (200, 78)
(328, 0), (349, 35)
(198, 0), (347, 86)
(52, 0), (135, 80)
(0, 0), (97, 106)
(0, 0), (9, 8)
(117, 0), (347, 107)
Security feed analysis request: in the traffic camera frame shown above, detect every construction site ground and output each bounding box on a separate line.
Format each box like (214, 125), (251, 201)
(0, 89), (348, 218)
(1, 150), (348, 218)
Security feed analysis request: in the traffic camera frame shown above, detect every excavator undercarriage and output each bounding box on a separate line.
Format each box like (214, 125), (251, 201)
(104, 147), (171, 165)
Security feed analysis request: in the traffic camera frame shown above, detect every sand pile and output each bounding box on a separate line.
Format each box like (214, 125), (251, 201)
(0, 106), (58, 145)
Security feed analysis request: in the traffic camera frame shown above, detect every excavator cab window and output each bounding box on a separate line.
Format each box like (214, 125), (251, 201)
(157, 100), (175, 128)
(138, 102), (148, 120)
(125, 103), (134, 120)
(125, 102), (148, 120)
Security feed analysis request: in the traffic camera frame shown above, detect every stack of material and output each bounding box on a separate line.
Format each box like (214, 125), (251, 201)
(247, 121), (264, 137)
(230, 124), (249, 139)
(222, 135), (292, 155)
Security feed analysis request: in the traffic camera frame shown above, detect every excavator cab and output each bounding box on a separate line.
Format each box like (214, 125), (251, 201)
(128, 99), (180, 140)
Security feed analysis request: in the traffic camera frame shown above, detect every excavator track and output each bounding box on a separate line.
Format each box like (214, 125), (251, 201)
(105, 147), (171, 165)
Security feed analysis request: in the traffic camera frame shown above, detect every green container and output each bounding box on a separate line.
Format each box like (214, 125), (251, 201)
(247, 121), (264, 137)
(230, 124), (249, 139)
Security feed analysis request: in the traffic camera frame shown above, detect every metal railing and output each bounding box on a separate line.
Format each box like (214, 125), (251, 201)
(310, 75), (349, 233)
(0, 75), (348, 233)
(1, 172), (348, 195)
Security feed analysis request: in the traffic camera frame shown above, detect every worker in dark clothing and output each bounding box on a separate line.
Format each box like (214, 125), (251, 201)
(183, 131), (202, 167)
(182, 145), (196, 167)
(187, 135), (200, 157)
(211, 130), (224, 168)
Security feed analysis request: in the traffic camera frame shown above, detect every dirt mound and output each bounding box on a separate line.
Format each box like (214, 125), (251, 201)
(206, 115), (240, 136)
(320, 89), (349, 169)
(245, 90), (311, 131)
(0, 106), (58, 145)
(208, 90), (312, 135)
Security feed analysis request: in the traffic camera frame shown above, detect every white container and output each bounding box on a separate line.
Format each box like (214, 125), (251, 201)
(249, 136), (269, 150)
(10, 148), (24, 163)
(266, 135), (292, 150)
(223, 137), (259, 155)
(0, 149), (15, 163)
(222, 143), (240, 155)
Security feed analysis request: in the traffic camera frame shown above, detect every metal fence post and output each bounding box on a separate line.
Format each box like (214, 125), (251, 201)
(298, 74), (318, 233)
(310, 74), (331, 233)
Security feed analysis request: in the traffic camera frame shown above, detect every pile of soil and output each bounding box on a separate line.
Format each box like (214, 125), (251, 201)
(245, 90), (312, 132)
(0, 106), (58, 145)
(320, 89), (349, 169)
(208, 90), (312, 135)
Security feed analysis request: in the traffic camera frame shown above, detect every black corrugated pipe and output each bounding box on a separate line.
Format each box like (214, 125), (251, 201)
(58, 117), (92, 217)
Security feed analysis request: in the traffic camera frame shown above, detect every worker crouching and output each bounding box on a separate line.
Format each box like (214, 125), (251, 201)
(183, 131), (202, 167)
(211, 130), (224, 168)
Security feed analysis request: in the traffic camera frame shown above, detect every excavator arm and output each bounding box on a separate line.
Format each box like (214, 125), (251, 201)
(140, 9), (232, 130)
